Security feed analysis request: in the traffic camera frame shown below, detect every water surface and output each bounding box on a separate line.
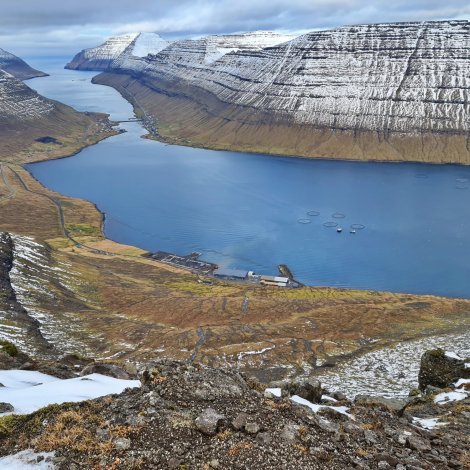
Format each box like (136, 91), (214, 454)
(25, 59), (470, 298)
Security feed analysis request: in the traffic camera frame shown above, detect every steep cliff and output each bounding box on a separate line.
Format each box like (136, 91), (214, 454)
(0, 48), (47, 80)
(65, 32), (169, 71)
(94, 21), (470, 164)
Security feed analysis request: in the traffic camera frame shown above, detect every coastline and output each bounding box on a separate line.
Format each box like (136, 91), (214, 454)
(92, 71), (470, 166)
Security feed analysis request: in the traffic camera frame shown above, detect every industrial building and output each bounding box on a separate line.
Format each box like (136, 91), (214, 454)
(213, 268), (249, 280)
(260, 275), (289, 287)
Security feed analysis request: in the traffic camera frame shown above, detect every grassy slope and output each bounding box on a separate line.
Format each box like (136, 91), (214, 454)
(0, 101), (117, 165)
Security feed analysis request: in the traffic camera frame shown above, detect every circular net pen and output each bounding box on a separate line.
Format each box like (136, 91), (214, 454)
(307, 210), (320, 216)
(350, 224), (365, 230)
(323, 221), (338, 228)
(332, 212), (346, 219)
(298, 218), (312, 224)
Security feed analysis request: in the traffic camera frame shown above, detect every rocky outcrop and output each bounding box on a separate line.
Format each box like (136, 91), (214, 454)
(65, 32), (169, 71)
(0, 48), (47, 80)
(93, 21), (470, 164)
(418, 348), (469, 391)
(0, 233), (51, 353)
(0, 358), (468, 469)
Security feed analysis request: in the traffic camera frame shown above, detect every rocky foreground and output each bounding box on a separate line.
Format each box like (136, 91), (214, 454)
(0, 345), (469, 469)
(86, 21), (470, 164)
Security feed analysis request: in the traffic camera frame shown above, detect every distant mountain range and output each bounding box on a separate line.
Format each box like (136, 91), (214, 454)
(72, 21), (470, 164)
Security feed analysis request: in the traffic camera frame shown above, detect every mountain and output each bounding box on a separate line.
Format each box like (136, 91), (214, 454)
(0, 70), (54, 121)
(0, 48), (47, 80)
(65, 32), (170, 71)
(93, 21), (470, 164)
(0, 71), (115, 164)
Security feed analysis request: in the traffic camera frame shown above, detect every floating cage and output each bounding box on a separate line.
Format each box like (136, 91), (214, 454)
(455, 185), (468, 190)
(350, 224), (365, 230)
(414, 174), (428, 179)
(307, 210), (320, 216)
(323, 221), (338, 228)
(298, 218), (312, 224)
(456, 178), (469, 183)
(332, 212), (346, 219)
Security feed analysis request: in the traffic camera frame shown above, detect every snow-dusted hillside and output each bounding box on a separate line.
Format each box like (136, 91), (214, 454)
(0, 48), (47, 80)
(0, 70), (54, 121)
(109, 21), (470, 136)
(66, 32), (169, 71)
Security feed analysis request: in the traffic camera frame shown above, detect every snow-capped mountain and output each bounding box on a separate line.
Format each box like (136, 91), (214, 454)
(0, 48), (47, 80)
(66, 32), (170, 71)
(0, 70), (54, 121)
(113, 21), (470, 136)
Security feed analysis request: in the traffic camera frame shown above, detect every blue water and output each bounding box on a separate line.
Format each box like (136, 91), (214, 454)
(25, 59), (470, 298)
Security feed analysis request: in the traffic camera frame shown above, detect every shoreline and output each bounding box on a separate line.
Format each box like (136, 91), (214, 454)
(93, 71), (470, 166)
(14, 70), (469, 299)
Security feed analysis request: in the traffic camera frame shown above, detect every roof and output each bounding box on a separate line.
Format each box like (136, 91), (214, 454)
(260, 275), (289, 283)
(213, 268), (248, 278)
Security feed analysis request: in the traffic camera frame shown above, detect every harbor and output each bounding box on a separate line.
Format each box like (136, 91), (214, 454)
(150, 251), (301, 287)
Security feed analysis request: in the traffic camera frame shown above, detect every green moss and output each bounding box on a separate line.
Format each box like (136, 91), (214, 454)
(428, 348), (445, 358)
(65, 223), (101, 237)
(0, 414), (28, 436)
(0, 340), (18, 357)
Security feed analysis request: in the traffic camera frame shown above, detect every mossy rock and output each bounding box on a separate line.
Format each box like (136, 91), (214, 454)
(418, 348), (466, 391)
(0, 340), (18, 357)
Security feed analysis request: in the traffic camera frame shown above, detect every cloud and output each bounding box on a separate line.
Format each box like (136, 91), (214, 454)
(1, 0), (469, 57)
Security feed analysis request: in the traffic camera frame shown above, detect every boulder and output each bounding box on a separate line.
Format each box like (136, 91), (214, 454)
(80, 363), (130, 380)
(194, 408), (225, 436)
(283, 377), (322, 403)
(0, 402), (14, 413)
(354, 395), (408, 412)
(418, 349), (468, 391)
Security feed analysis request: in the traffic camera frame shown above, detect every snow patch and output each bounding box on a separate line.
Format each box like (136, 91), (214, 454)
(0, 450), (55, 469)
(444, 351), (462, 360)
(412, 416), (447, 430)
(434, 390), (468, 404)
(0, 370), (140, 415)
(291, 395), (354, 419)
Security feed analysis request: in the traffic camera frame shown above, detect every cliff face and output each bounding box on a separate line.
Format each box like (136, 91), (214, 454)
(0, 48), (47, 80)
(65, 32), (169, 71)
(91, 21), (470, 164)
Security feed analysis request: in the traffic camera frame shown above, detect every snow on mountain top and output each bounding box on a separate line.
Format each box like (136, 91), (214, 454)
(132, 32), (169, 57)
(82, 33), (140, 60)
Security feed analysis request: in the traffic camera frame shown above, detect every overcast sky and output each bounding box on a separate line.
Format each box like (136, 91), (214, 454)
(1, 0), (470, 58)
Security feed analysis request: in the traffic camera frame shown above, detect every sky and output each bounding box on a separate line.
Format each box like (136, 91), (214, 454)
(1, 0), (470, 58)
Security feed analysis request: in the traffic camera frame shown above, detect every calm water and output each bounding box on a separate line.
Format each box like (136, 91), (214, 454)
(25, 59), (470, 298)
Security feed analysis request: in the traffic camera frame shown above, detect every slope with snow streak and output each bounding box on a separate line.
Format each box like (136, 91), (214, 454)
(99, 21), (470, 163)
(0, 70), (54, 121)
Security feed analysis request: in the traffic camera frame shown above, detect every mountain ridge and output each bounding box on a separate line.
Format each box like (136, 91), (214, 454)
(86, 20), (470, 164)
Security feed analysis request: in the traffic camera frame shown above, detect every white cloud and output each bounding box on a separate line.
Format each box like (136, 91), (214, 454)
(1, 0), (469, 57)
